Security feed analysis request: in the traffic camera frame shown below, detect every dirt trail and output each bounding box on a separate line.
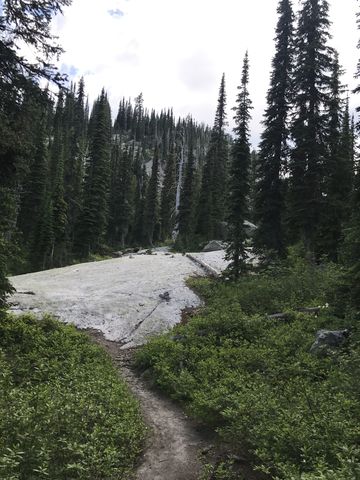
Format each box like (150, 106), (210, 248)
(89, 330), (212, 480)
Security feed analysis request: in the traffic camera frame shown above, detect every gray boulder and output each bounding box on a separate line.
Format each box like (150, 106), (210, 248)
(244, 220), (258, 236)
(310, 329), (349, 356)
(202, 240), (225, 252)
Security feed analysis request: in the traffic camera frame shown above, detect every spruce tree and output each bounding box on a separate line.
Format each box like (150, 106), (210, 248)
(288, 0), (333, 258)
(132, 160), (148, 246)
(344, 9), (360, 309)
(18, 118), (49, 258)
(343, 169), (360, 310)
(133, 93), (144, 141)
(318, 55), (353, 260)
(50, 91), (68, 266)
(31, 189), (54, 270)
(66, 78), (88, 251)
(0, 0), (70, 283)
(248, 149), (259, 223)
(178, 129), (197, 248)
(108, 142), (135, 247)
(75, 90), (112, 257)
(197, 74), (228, 239)
(254, 0), (294, 257)
(226, 52), (253, 278)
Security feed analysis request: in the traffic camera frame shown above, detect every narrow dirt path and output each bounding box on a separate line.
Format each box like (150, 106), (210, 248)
(89, 330), (213, 480)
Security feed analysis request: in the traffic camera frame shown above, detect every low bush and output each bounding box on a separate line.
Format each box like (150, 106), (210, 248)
(0, 313), (145, 480)
(137, 260), (360, 479)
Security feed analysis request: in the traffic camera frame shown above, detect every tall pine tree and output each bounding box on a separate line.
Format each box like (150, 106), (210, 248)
(288, 0), (333, 258)
(226, 52), (253, 278)
(50, 91), (68, 266)
(254, 0), (294, 258)
(178, 127), (197, 248)
(108, 141), (135, 247)
(75, 89), (112, 257)
(197, 74), (228, 240)
(318, 55), (353, 260)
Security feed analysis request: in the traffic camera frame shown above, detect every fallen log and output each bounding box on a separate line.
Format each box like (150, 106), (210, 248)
(267, 306), (322, 320)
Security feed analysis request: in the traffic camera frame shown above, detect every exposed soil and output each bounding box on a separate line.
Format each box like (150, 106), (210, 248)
(88, 329), (266, 480)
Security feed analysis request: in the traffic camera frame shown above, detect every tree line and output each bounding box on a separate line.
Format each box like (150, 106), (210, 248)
(0, 0), (360, 310)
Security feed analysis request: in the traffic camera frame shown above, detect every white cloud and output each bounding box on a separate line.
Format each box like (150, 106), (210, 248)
(51, 0), (359, 147)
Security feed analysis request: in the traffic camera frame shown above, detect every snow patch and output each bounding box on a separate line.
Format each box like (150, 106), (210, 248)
(10, 254), (206, 347)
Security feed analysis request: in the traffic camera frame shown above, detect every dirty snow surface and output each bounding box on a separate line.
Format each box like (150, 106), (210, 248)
(188, 249), (257, 275)
(188, 251), (230, 275)
(10, 253), (207, 348)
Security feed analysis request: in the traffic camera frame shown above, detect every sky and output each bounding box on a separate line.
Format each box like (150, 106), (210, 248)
(51, 0), (359, 147)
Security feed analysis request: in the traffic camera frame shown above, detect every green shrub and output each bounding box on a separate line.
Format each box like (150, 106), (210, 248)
(0, 314), (145, 480)
(137, 261), (359, 479)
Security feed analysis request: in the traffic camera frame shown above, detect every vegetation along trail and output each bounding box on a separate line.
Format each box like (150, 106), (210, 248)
(9, 251), (263, 480)
(90, 330), (210, 480)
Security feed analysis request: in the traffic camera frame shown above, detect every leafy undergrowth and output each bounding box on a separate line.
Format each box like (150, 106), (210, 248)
(136, 259), (360, 479)
(0, 313), (145, 480)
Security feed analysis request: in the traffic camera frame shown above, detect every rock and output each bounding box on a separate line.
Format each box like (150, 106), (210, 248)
(202, 240), (225, 252)
(244, 220), (258, 236)
(159, 291), (170, 302)
(111, 251), (123, 258)
(310, 329), (350, 356)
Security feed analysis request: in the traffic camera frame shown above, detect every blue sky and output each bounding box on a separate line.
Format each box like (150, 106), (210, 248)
(51, 0), (359, 146)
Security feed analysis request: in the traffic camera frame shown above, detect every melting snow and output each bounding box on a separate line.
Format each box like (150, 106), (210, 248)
(9, 253), (208, 348)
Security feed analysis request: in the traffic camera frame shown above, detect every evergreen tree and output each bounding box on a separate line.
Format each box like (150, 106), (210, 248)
(248, 149), (259, 223)
(132, 159), (148, 246)
(254, 0), (294, 257)
(50, 91), (68, 266)
(108, 142), (135, 247)
(133, 93), (144, 141)
(343, 169), (360, 310)
(344, 8), (360, 309)
(0, 0), (70, 291)
(114, 98), (127, 133)
(226, 52), (253, 278)
(75, 90), (112, 257)
(66, 78), (88, 251)
(18, 119), (49, 256)
(144, 144), (160, 246)
(318, 56), (352, 260)
(197, 74), (228, 239)
(31, 189), (54, 270)
(178, 129), (197, 248)
(288, 0), (333, 258)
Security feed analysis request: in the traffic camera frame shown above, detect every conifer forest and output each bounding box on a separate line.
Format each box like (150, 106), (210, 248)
(1, 0), (360, 479)
(0, 0), (358, 286)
